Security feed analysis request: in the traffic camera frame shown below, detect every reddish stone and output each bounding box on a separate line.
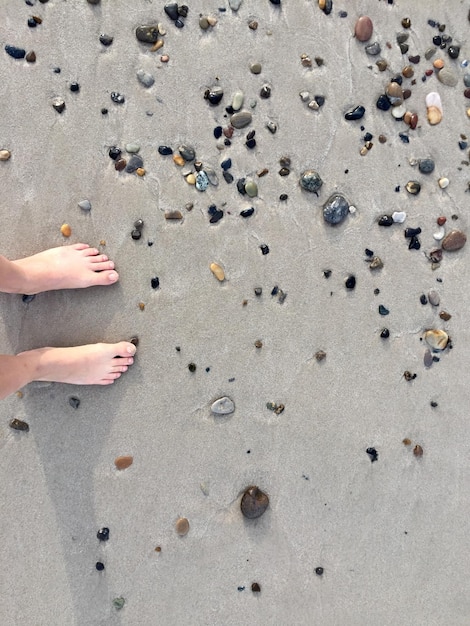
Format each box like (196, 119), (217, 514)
(464, 88), (470, 99)
(437, 216), (446, 226)
(425, 69), (433, 76)
(409, 113), (418, 129)
(354, 16), (373, 42)
(442, 230), (467, 251)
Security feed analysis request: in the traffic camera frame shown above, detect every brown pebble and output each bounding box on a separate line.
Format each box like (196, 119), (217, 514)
(315, 350), (326, 361)
(16, 391), (23, 399)
(354, 16), (373, 42)
(160, 55), (169, 63)
(376, 59), (388, 71)
(136, 167), (145, 176)
(248, 20), (258, 30)
(241, 486), (269, 519)
(60, 223), (72, 237)
(155, 546), (162, 552)
(251, 583), (261, 593)
(464, 89), (470, 99)
(223, 126), (234, 138)
(165, 210), (183, 220)
(401, 17), (411, 29)
(9, 418), (29, 432)
(138, 302), (145, 310)
(175, 517), (190, 536)
(25, 51), (36, 63)
(439, 311), (452, 321)
(413, 445), (423, 457)
(402, 66), (414, 78)
(173, 154), (185, 166)
(255, 340), (263, 348)
(257, 168), (269, 177)
(114, 455), (133, 470)
(378, 135), (387, 143)
(402, 438), (412, 446)
(115, 158), (126, 171)
(151, 39), (164, 52)
(99, 240), (106, 246)
(402, 89), (412, 100)
(437, 216), (446, 226)
(441, 230), (467, 251)
(409, 113), (418, 129)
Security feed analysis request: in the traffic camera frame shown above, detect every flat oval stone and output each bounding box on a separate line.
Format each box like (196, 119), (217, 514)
(125, 143), (140, 154)
(442, 229), (467, 251)
(210, 262), (225, 281)
(323, 193), (349, 225)
(114, 455), (133, 470)
(211, 396), (235, 415)
(78, 200), (91, 211)
(424, 349), (433, 368)
(230, 111), (252, 129)
(386, 82), (404, 106)
(438, 67), (458, 87)
(365, 42), (381, 56)
(205, 167), (218, 186)
(241, 486), (269, 519)
(419, 158), (434, 174)
(300, 170), (323, 193)
(125, 154), (143, 172)
(9, 418), (29, 431)
(232, 91), (244, 111)
(178, 145), (195, 161)
(158, 145), (173, 156)
(136, 25), (160, 43)
(355, 16), (373, 42)
(175, 517), (189, 536)
(428, 289), (440, 306)
(244, 180), (258, 197)
(195, 171), (209, 191)
(136, 69), (155, 88)
(0, 149), (11, 161)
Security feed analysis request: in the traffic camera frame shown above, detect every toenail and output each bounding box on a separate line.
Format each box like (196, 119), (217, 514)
(127, 345), (136, 355)
(109, 272), (118, 282)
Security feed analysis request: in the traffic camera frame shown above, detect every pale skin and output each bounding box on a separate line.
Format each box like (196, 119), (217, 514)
(0, 243), (136, 400)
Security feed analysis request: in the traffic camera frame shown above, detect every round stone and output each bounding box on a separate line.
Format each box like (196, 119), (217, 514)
(0, 149), (11, 161)
(136, 69), (155, 88)
(232, 91), (244, 111)
(175, 517), (190, 536)
(323, 193), (349, 225)
(97, 527), (109, 541)
(196, 171), (209, 191)
(78, 200), (91, 211)
(178, 145), (195, 161)
(241, 486), (269, 519)
(428, 290), (440, 306)
(345, 275), (356, 289)
(300, 170), (323, 193)
(418, 158), (435, 174)
(61, 223), (72, 237)
(96, 562), (105, 571)
(438, 67), (458, 87)
(250, 62), (262, 74)
(438, 177), (449, 189)
(114, 456), (133, 470)
(126, 143), (140, 154)
(365, 42), (381, 56)
(136, 25), (161, 43)
(386, 82), (404, 106)
(211, 397), (235, 415)
(424, 329), (449, 350)
(441, 229), (467, 251)
(354, 16), (373, 42)
(244, 180), (258, 197)
(230, 111), (252, 129)
(405, 181), (421, 195)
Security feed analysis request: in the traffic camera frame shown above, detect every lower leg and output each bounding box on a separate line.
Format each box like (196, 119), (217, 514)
(0, 342), (136, 401)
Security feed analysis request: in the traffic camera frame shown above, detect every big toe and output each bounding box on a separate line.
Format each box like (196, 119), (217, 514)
(92, 270), (119, 286)
(114, 341), (137, 357)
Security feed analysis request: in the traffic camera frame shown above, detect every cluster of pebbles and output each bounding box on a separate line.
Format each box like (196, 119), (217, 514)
(3, 0), (469, 612)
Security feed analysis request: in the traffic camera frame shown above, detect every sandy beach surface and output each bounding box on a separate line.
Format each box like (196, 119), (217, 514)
(1, 1), (470, 624)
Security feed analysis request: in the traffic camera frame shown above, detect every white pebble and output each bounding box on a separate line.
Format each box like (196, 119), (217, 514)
(308, 100), (319, 110)
(348, 205), (357, 214)
(299, 91), (310, 102)
(425, 92), (443, 113)
(391, 103), (407, 119)
(211, 397), (235, 415)
(433, 227), (445, 241)
(392, 211), (406, 223)
(438, 177), (449, 189)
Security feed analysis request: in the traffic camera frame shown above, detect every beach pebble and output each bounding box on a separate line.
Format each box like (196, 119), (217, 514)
(136, 25), (160, 43)
(392, 211), (406, 223)
(0, 149), (11, 161)
(391, 104), (407, 119)
(175, 517), (190, 536)
(232, 91), (244, 111)
(354, 16), (373, 42)
(196, 171), (209, 191)
(386, 82), (404, 106)
(245, 180), (258, 197)
(442, 230), (467, 251)
(426, 92), (443, 124)
(97, 527), (109, 541)
(250, 62), (262, 74)
(428, 290), (440, 306)
(424, 349), (433, 368)
(241, 486), (269, 519)
(78, 200), (91, 211)
(99, 34), (114, 46)
(114, 456), (133, 470)
(437, 68), (458, 87)
(433, 227), (445, 241)
(365, 42), (381, 56)
(9, 418), (29, 431)
(230, 111), (252, 129)
(5, 45), (26, 59)
(323, 193), (349, 225)
(125, 155), (143, 173)
(418, 158), (435, 174)
(60, 223), (72, 237)
(205, 85), (224, 105)
(438, 177), (449, 189)
(210, 262), (225, 281)
(211, 397), (235, 415)
(52, 97), (65, 113)
(126, 143), (140, 154)
(179, 145), (195, 161)
(424, 329), (449, 350)
(300, 170), (323, 193)
(405, 181), (421, 195)
(229, 0), (242, 10)
(112, 597), (125, 610)
(136, 69), (155, 88)
(345, 105), (365, 120)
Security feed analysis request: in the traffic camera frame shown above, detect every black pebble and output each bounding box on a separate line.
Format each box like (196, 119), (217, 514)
(399, 134), (410, 144)
(188, 363), (196, 372)
(151, 277), (160, 289)
(237, 178), (246, 195)
(131, 229), (142, 240)
(378, 215), (393, 226)
(53, 67), (61, 73)
(420, 294), (428, 305)
(404, 227), (421, 238)
(70, 82), (80, 92)
(101, 108), (108, 115)
(251, 582), (261, 592)
(174, 18), (185, 28)
(178, 5), (188, 18)
(126, 155), (143, 173)
(110, 92), (125, 104)
(345, 275), (356, 290)
(323, 270), (331, 278)
(279, 194), (288, 201)
(430, 401), (438, 408)
(260, 244), (270, 255)
(221, 158), (232, 170)
(99, 34), (114, 46)
(378, 305), (389, 315)
(366, 447), (379, 462)
(97, 527), (109, 541)
(345, 105), (365, 120)
(213, 126), (223, 139)
(96, 562), (105, 571)
(209, 209), (224, 223)
(246, 138), (256, 149)
(254, 287), (262, 296)
(448, 45), (460, 59)
(28, 17), (37, 27)
(433, 35), (442, 46)
(9, 418), (30, 432)
(271, 286), (279, 296)
(365, 248), (374, 257)
(376, 94), (391, 111)
(164, 3), (179, 20)
(269, 0), (281, 4)
(240, 208), (254, 218)
(5, 45), (26, 59)
(223, 171), (234, 184)
(260, 85), (271, 99)
(158, 145), (173, 155)
(408, 236), (421, 250)
(22, 294), (35, 303)
(109, 146), (121, 160)
(380, 328), (390, 338)
(315, 567), (324, 576)
(315, 95), (325, 107)
(69, 396), (80, 409)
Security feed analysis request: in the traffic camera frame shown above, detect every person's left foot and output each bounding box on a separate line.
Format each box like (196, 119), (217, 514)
(12, 243), (119, 294)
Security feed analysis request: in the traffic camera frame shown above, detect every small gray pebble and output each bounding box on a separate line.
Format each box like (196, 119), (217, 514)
(365, 42), (381, 56)
(428, 289), (440, 306)
(418, 158), (435, 174)
(136, 69), (155, 88)
(300, 170), (323, 193)
(78, 200), (91, 211)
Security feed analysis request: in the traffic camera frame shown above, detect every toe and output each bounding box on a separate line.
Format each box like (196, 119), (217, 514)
(114, 342), (137, 358)
(73, 243), (90, 251)
(91, 270), (119, 286)
(90, 254), (109, 264)
(91, 261), (114, 272)
(82, 247), (100, 257)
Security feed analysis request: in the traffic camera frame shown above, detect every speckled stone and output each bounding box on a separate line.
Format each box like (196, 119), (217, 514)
(323, 193), (349, 225)
(136, 25), (160, 43)
(418, 158), (434, 174)
(196, 171), (209, 191)
(300, 170), (323, 193)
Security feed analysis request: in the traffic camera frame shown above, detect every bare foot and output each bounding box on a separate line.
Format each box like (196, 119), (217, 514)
(12, 244), (119, 294)
(18, 341), (136, 386)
